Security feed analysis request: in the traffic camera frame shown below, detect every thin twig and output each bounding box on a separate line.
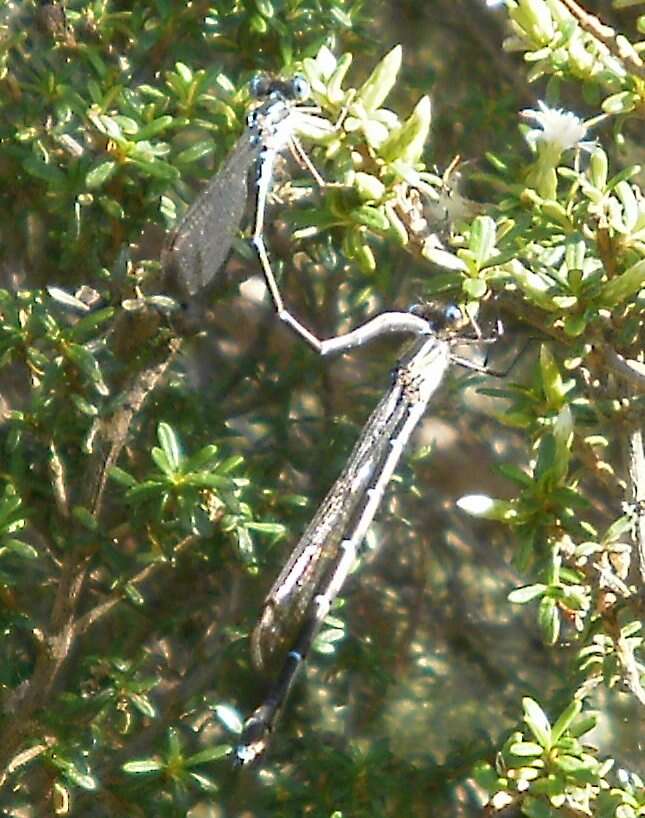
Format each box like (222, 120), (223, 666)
(559, 0), (645, 80)
(48, 441), (69, 519)
(0, 337), (182, 787)
(624, 427), (645, 585)
(75, 533), (198, 636)
(603, 346), (645, 392)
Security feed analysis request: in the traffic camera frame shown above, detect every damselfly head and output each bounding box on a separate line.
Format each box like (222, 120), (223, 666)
(249, 73), (310, 103)
(409, 302), (465, 334)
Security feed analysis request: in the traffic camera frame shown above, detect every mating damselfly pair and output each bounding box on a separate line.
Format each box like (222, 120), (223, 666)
(161, 73), (505, 766)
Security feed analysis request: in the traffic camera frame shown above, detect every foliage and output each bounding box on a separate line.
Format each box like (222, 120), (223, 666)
(0, 0), (643, 816)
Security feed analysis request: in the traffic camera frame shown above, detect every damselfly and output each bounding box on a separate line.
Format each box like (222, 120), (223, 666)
(235, 303), (498, 765)
(162, 74), (333, 341)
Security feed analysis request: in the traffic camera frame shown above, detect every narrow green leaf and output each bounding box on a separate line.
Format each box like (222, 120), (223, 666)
(157, 423), (182, 470)
(108, 466), (139, 488)
(463, 278), (488, 299)
(602, 90), (637, 114)
(523, 697), (552, 749)
(245, 521), (287, 536)
(185, 473), (231, 489)
(568, 714), (597, 738)
(0, 494), (22, 527)
(552, 699), (582, 744)
(188, 771), (218, 791)
(124, 584), (145, 606)
(5, 539), (38, 559)
(356, 45), (402, 112)
(86, 160), (117, 189)
(126, 480), (164, 500)
(508, 584), (547, 604)
(70, 394), (99, 416)
(540, 345), (565, 408)
(167, 726), (182, 757)
(379, 95), (431, 164)
(176, 140), (216, 165)
(352, 204), (390, 232)
(136, 115), (173, 140)
(538, 596), (560, 646)
(186, 745), (231, 766)
(469, 216), (497, 268)
(72, 506), (98, 531)
(214, 704), (243, 734)
(182, 445), (219, 473)
(122, 758), (163, 774)
(129, 693), (157, 718)
(422, 245), (468, 271)
(521, 795), (553, 818)
(509, 741), (544, 757)
(66, 344), (109, 395)
(600, 258), (645, 306)
(151, 447), (174, 477)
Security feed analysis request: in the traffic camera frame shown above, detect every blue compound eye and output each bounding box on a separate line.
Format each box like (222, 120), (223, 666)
(249, 75), (271, 99)
(291, 74), (310, 100)
(444, 304), (462, 325)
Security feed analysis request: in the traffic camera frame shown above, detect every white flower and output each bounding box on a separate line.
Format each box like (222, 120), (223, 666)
(522, 101), (588, 151)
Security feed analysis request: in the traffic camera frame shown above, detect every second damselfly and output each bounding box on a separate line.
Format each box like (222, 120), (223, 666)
(235, 303), (496, 765)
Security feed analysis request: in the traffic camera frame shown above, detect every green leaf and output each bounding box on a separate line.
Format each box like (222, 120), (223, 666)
(534, 434), (556, 482)
(469, 216), (497, 268)
(245, 521), (286, 536)
(66, 344), (109, 395)
(463, 278), (488, 299)
(602, 90), (637, 114)
(353, 172), (386, 201)
(4, 539), (38, 559)
(108, 466), (139, 488)
(422, 245), (468, 271)
(136, 115), (173, 140)
(22, 156), (66, 185)
(213, 704), (243, 734)
(188, 771), (218, 791)
(63, 766), (97, 790)
(600, 258), (645, 306)
(352, 204), (390, 232)
(472, 761), (499, 792)
(552, 699), (582, 744)
(356, 44), (402, 111)
(540, 345), (565, 408)
(185, 745), (231, 766)
(176, 140), (216, 165)
(129, 693), (157, 718)
(523, 697), (552, 749)
(521, 795), (553, 818)
(157, 422), (182, 470)
(185, 473), (232, 489)
(126, 480), (164, 501)
(457, 494), (516, 521)
(85, 160), (117, 189)
(124, 583), (145, 606)
(379, 95), (431, 164)
(167, 726), (182, 758)
(538, 596), (560, 645)
(151, 447), (174, 477)
(72, 506), (98, 531)
(70, 394), (99, 416)
(509, 741), (544, 757)
(0, 494), (22, 528)
(122, 758), (163, 774)
(496, 464), (532, 486)
(568, 714), (597, 738)
(508, 584), (547, 604)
